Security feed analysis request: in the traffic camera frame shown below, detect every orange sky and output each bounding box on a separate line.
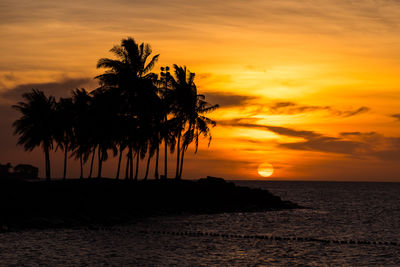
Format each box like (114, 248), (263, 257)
(0, 0), (399, 181)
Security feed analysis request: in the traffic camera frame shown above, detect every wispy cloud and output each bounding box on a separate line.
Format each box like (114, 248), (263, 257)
(391, 114), (400, 121)
(264, 101), (370, 117)
(205, 91), (257, 108)
(219, 117), (400, 160)
(219, 117), (323, 139)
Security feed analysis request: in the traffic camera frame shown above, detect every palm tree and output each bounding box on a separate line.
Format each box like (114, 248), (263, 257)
(70, 88), (92, 179)
(96, 37), (159, 89)
(54, 97), (74, 180)
(12, 89), (56, 180)
(169, 65), (194, 179)
(170, 65), (219, 179)
(179, 94), (218, 178)
(114, 113), (129, 180)
(90, 87), (119, 178)
(157, 67), (173, 179)
(96, 37), (160, 179)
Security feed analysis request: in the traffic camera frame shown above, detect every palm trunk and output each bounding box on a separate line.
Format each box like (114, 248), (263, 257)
(134, 151), (139, 181)
(116, 147), (123, 180)
(154, 143), (159, 179)
(97, 147), (102, 178)
(144, 152), (152, 180)
(88, 147), (96, 179)
(129, 146), (134, 180)
(63, 144), (68, 180)
(175, 131), (181, 180)
(79, 155), (83, 179)
(164, 136), (167, 179)
(125, 151), (130, 180)
(179, 145), (186, 179)
(44, 146), (50, 181)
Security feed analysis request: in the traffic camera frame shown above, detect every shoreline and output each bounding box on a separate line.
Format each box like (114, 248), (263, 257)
(0, 177), (301, 232)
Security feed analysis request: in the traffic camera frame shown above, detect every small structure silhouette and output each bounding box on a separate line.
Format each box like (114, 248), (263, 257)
(13, 164), (39, 179)
(0, 162), (39, 180)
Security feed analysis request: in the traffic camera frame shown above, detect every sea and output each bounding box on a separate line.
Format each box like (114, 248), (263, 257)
(1, 181), (399, 266)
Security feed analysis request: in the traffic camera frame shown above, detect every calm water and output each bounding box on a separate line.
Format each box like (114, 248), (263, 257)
(1, 181), (399, 266)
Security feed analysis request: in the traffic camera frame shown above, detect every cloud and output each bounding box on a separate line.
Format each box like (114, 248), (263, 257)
(204, 91), (258, 108)
(219, 117), (400, 160)
(333, 106), (370, 117)
(265, 101), (370, 117)
(392, 114), (400, 121)
(0, 77), (94, 102)
(280, 137), (366, 155)
(219, 117), (322, 139)
(268, 101), (330, 114)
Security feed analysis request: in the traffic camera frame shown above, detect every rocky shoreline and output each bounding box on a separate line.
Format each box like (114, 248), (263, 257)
(0, 177), (300, 231)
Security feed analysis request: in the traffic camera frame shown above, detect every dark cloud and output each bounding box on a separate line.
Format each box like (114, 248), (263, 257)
(3, 73), (18, 82)
(265, 101), (370, 117)
(219, 117), (320, 139)
(391, 114), (400, 121)
(0, 103), (20, 152)
(333, 106), (370, 117)
(204, 92), (257, 108)
(233, 137), (268, 144)
(219, 117), (400, 160)
(340, 132), (363, 136)
(0, 77), (94, 101)
(371, 149), (400, 161)
(280, 137), (366, 155)
(339, 131), (377, 137)
(268, 101), (331, 114)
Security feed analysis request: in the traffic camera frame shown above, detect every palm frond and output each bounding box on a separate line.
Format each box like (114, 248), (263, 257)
(143, 54), (159, 74)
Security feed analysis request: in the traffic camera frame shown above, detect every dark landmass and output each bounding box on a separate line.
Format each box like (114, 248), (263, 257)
(0, 177), (300, 231)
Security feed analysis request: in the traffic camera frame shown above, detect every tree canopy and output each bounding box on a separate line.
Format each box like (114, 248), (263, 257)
(12, 37), (219, 180)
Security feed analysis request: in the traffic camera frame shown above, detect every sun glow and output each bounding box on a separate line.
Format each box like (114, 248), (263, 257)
(257, 162), (274, 178)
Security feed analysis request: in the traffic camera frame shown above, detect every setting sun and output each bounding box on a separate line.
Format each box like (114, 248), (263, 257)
(257, 163), (274, 177)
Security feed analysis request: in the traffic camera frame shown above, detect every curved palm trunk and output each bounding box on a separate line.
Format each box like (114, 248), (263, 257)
(88, 146), (96, 179)
(79, 155), (83, 179)
(179, 145), (186, 179)
(97, 147), (103, 178)
(116, 147), (123, 179)
(154, 143), (159, 179)
(144, 152), (152, 180)
(134, 152), (139, 181)
(63, 144), (68, 180)
(44, 146), (51, 181)
(175, 131), (181, 180)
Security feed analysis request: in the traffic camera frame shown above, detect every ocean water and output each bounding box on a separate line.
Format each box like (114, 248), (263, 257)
(1, 181), (399, 266)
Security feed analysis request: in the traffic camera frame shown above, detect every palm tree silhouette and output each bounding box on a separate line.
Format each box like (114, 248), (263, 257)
(11, 37), (219, 181)
(90, 87), (119, 178)
(96, 37), (159, 180)
(70, 88), (93, 179)
(12, 89), (56, 180)
(170, 65), (219, 179)
(158, 67), (173, 179)
(55, 97), (74, 180)
(179, 93), (218, 178)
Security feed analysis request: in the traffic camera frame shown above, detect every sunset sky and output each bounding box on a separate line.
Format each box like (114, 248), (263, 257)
(1, 0), (399, 181)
